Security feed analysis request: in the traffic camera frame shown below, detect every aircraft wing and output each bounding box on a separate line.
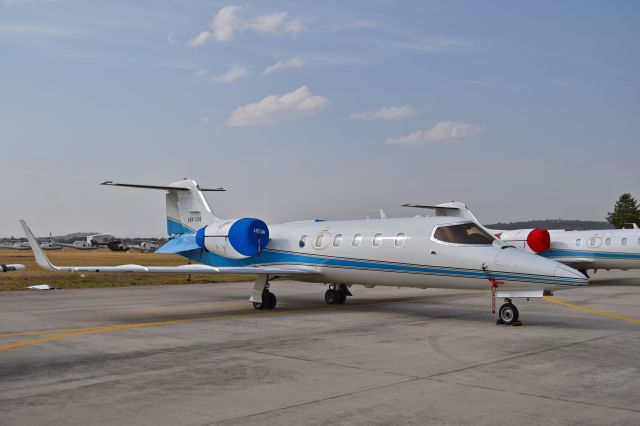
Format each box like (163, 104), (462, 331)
(20, 220), (318, 277)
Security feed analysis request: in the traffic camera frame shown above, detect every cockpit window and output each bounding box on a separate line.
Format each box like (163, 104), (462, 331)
(433, 223), (495, 245)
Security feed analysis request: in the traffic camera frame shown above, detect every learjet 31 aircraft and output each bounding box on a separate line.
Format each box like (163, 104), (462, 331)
(20, 179), (588, 325)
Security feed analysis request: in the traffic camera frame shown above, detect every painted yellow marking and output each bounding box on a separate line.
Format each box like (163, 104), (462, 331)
(544, 296), (640, 325)
(0, 294), (466, 351)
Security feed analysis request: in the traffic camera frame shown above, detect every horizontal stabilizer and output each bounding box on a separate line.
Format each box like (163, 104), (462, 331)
(101, 181), (225, 192)
(401, 204), (460, 210)
(156, 234), (201, 254)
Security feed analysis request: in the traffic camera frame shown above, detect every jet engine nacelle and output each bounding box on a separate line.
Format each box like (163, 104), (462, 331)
(498, 228), (551, 253)
(196, 218), (269, 259)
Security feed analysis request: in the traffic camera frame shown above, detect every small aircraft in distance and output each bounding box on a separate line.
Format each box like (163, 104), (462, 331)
(1, 263), (24, 272)
(490, 225), (640, 276)
(21, 179), (588, 325)
(0, 241), (31, 250)
(127, 241), (161, 253)
(1, 238), (61, 251)
(57, 240), (98, 250)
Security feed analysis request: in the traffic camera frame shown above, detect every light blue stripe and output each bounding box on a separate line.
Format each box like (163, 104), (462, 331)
(540, 249), (640, 260)
(180, 249), (587, 286)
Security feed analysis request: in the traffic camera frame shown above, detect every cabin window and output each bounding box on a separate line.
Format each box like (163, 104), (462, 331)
(576, 239), (582, 246)
(373, 233), (383, 247)
(605, 238), (611, 246)
(395, 233), (406, 247)
(622, 238), (628, 246)
(314, 234), (325, 248)
(352, 234), (362, 247)
(333, 234), (343, 247)
(299, 235), (307, 248)
(588, 238), (601, 248)
(433, 223), (494, 245)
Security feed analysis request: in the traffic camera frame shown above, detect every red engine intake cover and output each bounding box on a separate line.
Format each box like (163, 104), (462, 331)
(527, 228), (551, 253)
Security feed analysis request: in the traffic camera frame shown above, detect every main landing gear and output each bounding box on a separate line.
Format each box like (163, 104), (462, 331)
(325, 284), (352, 305)
(251, 276), (277, 310)
(496, 299), (520, 326)
(253, 288), (277, 310)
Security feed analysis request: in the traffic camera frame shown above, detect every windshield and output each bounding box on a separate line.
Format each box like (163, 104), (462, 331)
(433, 223), (495, 245)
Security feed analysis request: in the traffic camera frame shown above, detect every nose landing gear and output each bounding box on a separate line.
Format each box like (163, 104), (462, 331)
(496, 299), (520, 325)
(250, 275), (277, 310)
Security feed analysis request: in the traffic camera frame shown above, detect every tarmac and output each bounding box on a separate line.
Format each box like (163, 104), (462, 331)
(0, 270), (639, 425)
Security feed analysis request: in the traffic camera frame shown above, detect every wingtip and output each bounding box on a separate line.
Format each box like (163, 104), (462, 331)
(19, 220), (57, 271)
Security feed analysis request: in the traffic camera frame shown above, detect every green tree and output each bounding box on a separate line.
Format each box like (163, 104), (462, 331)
(606, 193), (640, 229)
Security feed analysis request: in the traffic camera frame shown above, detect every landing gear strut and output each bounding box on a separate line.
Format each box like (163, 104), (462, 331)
(325, 284), (351, 305)
(251, 277), (277, 310)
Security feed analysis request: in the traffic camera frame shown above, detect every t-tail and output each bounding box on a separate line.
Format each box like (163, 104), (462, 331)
(101, 179), (224, 235)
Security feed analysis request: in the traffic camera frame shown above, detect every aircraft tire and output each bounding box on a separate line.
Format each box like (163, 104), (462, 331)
(253, 291), (277, 310)
(266, 292), (277, 310)
(325, 289), (340, 305)
(498, 303), (519, 325)
(337, 291), (347, 304)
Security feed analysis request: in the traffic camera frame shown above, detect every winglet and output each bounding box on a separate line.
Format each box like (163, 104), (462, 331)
(19, 220), (58, 271)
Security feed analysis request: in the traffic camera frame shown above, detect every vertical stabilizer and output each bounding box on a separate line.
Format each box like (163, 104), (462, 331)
(165, 179), (218, 234)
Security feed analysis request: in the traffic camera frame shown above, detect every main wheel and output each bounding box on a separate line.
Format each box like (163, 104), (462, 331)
(498, 303), (519, 325)
(265, 292), (277, 310)
(337, 291), (347, 304)
(325, 289), (340, 305)
(253, 291), (277, 310)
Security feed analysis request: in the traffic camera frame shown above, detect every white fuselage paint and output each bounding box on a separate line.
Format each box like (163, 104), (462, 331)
(193, 216), (588, 292)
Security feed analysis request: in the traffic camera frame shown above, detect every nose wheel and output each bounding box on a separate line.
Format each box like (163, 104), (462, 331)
(497, 301), (519, 325)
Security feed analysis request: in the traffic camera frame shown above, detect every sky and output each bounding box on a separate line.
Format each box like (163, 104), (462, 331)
(1, 0), (639, 237)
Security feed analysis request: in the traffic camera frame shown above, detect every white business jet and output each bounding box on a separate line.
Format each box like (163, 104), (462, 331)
(20, 179), (588, 325)
(491, 226), (640, 275)
(1, 263), (24, 272)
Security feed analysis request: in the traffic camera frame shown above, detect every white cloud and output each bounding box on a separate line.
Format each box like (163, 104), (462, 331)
(201, 117), (210, 125)
(379, 35), (471, 53)
(0, 24), (72, 38)
(385, 121), (483, 145)
(351, 105), (417, 121)
(228, 86), (328, 127)
(189, 5), (303, 46)
(193, 67), (207, 77)
(263, 57), (305, 75)
(210, 65), (249, 83)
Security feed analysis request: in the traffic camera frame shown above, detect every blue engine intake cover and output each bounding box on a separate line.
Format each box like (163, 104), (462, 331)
(195, 226), (207, 249)
(229, 218), (269, 257)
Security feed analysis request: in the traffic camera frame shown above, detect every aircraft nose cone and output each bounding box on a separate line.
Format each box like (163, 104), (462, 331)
(493, 247), (588, 286)
(554, 264), (589, 282)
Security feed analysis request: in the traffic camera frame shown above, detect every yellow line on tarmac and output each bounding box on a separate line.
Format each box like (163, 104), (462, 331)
(544, 296), (640, 325)
(0, 295), (456, 352)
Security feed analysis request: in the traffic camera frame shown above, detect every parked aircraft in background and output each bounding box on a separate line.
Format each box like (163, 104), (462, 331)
(57, 240), (98, 250)
(1, 239), (61, 251)
(21, 179), (588, 325)
(0, 241), (31, 250)
(1, 263), (24, 272)
(127, 241), (160, 253)
(490, 227), (640, 275)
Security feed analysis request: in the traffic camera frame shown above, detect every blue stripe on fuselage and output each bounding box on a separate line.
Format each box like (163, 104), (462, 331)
(179, 249), (587, 286)
(539, 249), (640, 260)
